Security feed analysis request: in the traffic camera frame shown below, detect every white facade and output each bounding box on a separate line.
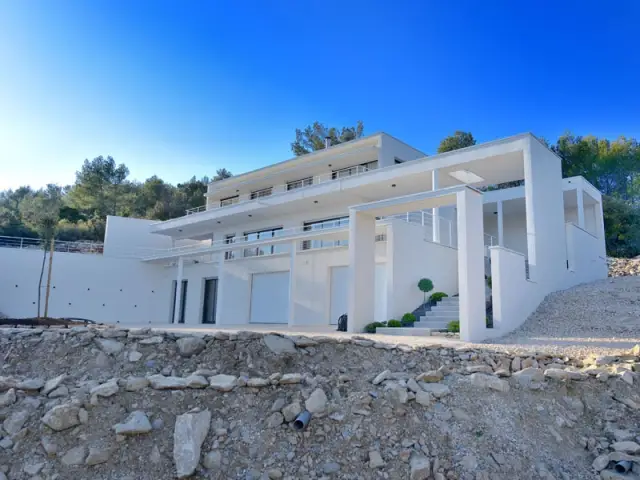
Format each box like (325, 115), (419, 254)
(0, 132), (608, 341)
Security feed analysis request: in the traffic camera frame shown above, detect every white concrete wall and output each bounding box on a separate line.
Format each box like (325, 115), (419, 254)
(564, 205), (597, 237)
(0, 248), (173, 324)
(565, 223), (608, 285)
(483, 212), (527, 254)
(386, 219), (458, 320)
(378, 134), (426, 167)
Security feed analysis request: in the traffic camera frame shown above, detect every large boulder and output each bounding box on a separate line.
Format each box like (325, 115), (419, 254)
(173, 410), (211, 478)
(176, 337), (206, 357)
(263, 335), (296, 355)
(42, 405), (81, 432)
(113, 411), (152, 435)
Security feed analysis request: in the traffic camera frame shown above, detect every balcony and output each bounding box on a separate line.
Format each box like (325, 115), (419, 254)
(185, 165), (373, 216)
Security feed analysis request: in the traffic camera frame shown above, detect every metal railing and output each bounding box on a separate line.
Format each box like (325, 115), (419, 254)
(0, 236), (104, 254)
(388, 210), (457, 248)
(185, 164), (373, 215)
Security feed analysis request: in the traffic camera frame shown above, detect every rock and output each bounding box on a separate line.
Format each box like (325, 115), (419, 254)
(113, 411), (152, 435)
(470, 373), (510, 392)
(128, 350), (143, 362)
(372, 370), (391, 385)
(61, 446), (87, 466)
(48, 386), (69, 398)
(388, 387), (409, 405)
(246, 377), (270, 388)
(416, 370), (444, 383)
(0, 388), (16, 407)
(415, 391), (433, 406)
(271, 398), (286, 412)
(511, 356), (522, 371)
(461, 454), (478, 471)
(42, 374), (67, 395)
(150, 445), (162, 464)
(264, 334), (296, 354)
(369, 450), (385, 469)
(600, 470), (632, 479)
(407, 378), (421, 393)
(148, 375), (188, 390)
(544, 368), (571, 381)
(23, 462), (45, 475)
(185, 375), (209, 389)
(86, 446), (112, 466)
(323, 462), (341, 474)
(3, 410), (29, 435)
(419, 383), (450, 398)
(266, 412), (284, 428)
(16, 378), (44, 390)
(95, 338), (124, 355)
(597, 372), (610, 382)
(203, 450), (222, 470)
(209, 374), (237, 392)
(0, 438), (13, 449)
(176, 337), (206, 357)
(611, 441), (640, 454)
(621, 371), (634, 385)
(125, 377), (150, 392)
(494, 368), (511, 377)
(631, 344), (640, 356)
(79, 408), (89, 424)
(282, 402), (302, 422)
(466, 365), (493, 374)
(595, 355), (617, 366)
(91, 379), (119, 398)
(0, 376), (17, 391)
(410, 453), (431, 480)
(513, 367), (545, 385)
(592, 454), (610, 472)
(279, 373), (303, 384)
(41, 436), (58, 457)
(139, 335), (164, 345)
(173, 410), (211, 478)
(562, 396), (585, 415)
(305, 388), (328, 414)
(521, 358), (539, 369)
(267, 468), (283, 479)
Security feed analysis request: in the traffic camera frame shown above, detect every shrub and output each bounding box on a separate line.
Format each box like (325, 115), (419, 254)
(429, 292), (448, 303)
(364, 321), (386, 333)
(387, 319), (402, 328)
(400, 313), (416, 327)
(447, 320), (460, 333)
(417, 278), (434, 304)
(486, 276), (492, 289)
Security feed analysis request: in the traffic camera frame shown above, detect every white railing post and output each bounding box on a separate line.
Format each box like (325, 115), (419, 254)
(449, 221), (453, 247)
(421, 211), (425, 226)
(20, 238), (23, 249)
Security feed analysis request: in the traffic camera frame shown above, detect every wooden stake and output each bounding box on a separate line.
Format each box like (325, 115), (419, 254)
(43, 236), (55, 318)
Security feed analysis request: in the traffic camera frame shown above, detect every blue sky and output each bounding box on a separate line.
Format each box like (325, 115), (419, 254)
(1, 1), (638, 190)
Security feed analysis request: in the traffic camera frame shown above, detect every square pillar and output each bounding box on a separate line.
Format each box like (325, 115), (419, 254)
(215, 251), (226, 325)
(288, 240), (297, 326)
(456, 188), (486, 342)
(497, 200), (504, 247)
(172, 256), (184, 324)
(347, 210), (376, 333)
(432, 170), (441, 243)
(576, 187), (585, 229)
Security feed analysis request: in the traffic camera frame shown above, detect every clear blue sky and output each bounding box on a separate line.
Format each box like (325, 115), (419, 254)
(1, 1), (638, 190)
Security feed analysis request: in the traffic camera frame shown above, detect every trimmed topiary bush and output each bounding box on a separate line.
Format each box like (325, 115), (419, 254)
(418, 278), (434, 304)
(364, 321), (386, 333)
(400, 313), (416, 327)
(387, 319), (402, 328)
(447, 320), (460, 333)
(429, 292), (448, 303)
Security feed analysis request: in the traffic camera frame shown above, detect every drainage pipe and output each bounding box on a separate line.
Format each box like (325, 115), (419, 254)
(614, 461), (632, 474)
(292, 411), (312, 431)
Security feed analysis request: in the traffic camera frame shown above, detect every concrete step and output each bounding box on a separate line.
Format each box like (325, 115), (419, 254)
(413, 321), (450, 330)
(375, 327), (434, 336)
(423, 312), (459, 320)
(429, 307), (459, 313)
(437, 298), (459, 305)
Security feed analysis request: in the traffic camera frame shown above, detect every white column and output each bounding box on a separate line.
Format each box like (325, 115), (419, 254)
(216, 251), (225, 325)
(288, 241), (297, 326)
(432, 170), (441, 243)
(347, 210), (376, 333)
(576, 187), (585, 229)
(173, 257), (184, 323)
(456, 188), (486, 342)
(497, 200), (504, 247)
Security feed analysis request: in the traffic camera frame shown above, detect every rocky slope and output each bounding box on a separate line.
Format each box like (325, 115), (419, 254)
(1, 327), (640, 480)
(608, 257), (640, 277)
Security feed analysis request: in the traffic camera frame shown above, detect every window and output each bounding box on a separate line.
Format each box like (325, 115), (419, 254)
(302, 217), (349, 250)
(394, 158), (405, 164)
(243, 227), (285, 257)
(250, 187), (273, 200)
(224, 234), (236, 260)
(287, 177), (313, 191)
(220, 195), (239, 207)
(331, 160), (378, 179)
(170, 279), (188, 324)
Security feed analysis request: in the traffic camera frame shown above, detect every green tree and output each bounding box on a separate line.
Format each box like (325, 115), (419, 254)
(291, 121), (364, 156)
(19, 185), (63, 316)
(213, 169), (232, 181)
(437, 131), (476, 153)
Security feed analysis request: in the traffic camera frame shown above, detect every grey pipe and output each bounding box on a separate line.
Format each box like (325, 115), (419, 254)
(614, 461), (632, 473)
(293, 411), (312, 431)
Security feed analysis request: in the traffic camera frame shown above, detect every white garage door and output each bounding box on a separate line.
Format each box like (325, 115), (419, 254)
(330, 264), (387, 325)
(250, 271), (289, 324)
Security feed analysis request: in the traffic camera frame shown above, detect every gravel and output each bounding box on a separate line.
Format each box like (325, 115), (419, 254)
(486, 276), (640, 357)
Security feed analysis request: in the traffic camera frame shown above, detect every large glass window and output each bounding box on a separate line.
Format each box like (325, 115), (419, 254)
(302, 217), (349, 250)
(220, 195), (239, 207)
(243, 227), (285, 257)
(286, 177), (313, 191)
(250, 187), (273, 200)
(224, 234), (236, 260)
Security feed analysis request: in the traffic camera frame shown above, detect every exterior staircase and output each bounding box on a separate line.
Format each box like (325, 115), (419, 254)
(415, 297), (459, 331)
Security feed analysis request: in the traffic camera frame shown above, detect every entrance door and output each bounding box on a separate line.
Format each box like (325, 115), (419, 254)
(170, 279), (188, 324)
(202, 278), (218, 324)
(250, 272), (289, 324)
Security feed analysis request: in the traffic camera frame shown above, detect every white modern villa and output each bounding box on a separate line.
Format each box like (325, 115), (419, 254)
(0, 132), (608, 341)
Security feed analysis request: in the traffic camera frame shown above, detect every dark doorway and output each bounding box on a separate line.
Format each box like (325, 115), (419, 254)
(202, 278), (218, 324)
(170, 279), (188, 324)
